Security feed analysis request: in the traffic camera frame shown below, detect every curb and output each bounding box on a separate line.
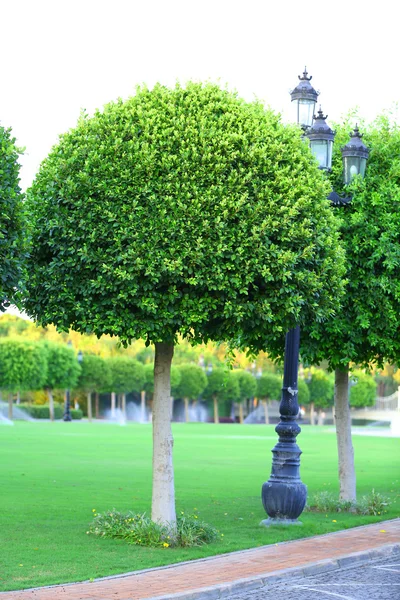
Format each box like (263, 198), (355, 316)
(142, 543), (400, 600)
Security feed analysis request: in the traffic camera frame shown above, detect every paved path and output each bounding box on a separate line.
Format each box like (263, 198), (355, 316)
(1, 520), (399, 600)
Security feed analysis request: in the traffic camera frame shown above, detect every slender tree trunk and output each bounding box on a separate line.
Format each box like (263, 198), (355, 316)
(16, 391), (20, 404)
(111, 392), (116, 417)
(87, 392), (92, 422)
(47, 389), (54, 421)
(310, 402), (315, 425)
(95, 392), (99, 419)
(239, 402), (244, 424)
(184, 397), (190, 423)
(262, 400), (269, 424)
(335, 366), (356, 502)
(8, 393), (13, 420)
(213, 395), (219, 424)
(140, 390), (146, 422)
(151, 342), (176, 530)
(122, 392), (126, 419)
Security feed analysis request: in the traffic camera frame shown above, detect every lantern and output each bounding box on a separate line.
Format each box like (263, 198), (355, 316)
(290, 67), (319, 129)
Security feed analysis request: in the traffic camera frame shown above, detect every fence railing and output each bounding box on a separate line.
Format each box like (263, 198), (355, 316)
(374, 386), (400, 411)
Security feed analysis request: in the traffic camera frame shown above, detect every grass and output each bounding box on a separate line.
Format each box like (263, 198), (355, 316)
(1, 421), (399, 591)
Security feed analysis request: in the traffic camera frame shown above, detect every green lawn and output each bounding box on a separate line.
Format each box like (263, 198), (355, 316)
(1, 421), (399, 591)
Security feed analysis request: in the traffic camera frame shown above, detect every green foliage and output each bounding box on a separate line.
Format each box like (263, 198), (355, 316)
(202, 367), (239, 403)
(0, 338), (48, 392)
(42, 341), (81, 391)
(19, 403), (63, 419)
(173, 363), (207, 400)
(301, 113), (400, 369)
(0, 315), (30, 337)
(306, 489), (390, 516)
(25, 82), (345, 353)
(232, 369), (256, 401)
(350, 370), (377, 407)
(88, 509), (218, 548)
(70, 408), (83, 420)
(297, 378), (310, 405)
(77, 354), (111, 393)
(256, 373), (281, 400)
(107, 356), (145, 393)
(0, 125), (26, 312)
(306, 370), (334, 409)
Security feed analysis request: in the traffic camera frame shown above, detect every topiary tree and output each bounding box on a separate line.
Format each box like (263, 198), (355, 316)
(0, 338), (48, 419)
(106, 357), (145, 418)
(306, 369), (334, 426)
(298, 114), (400, 501)
(256, 373), (282, 424)
(173, 364), (207, 422)
(297, 378), (310, 414)
(232, 369), (256, 423)
(203, 367), (239, 423)
(23, 82), (345, 528)
(0, 125), (26, 312)
(349, 370), (377, 408)
(77, 354), (112, 421)
(42, 341), (81, 421)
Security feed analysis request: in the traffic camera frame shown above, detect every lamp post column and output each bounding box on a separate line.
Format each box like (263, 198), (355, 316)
(261, 326), (307, 525)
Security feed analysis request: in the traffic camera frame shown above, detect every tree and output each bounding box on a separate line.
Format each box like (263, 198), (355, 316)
(173, 364), (207, 422)
(107, 357), (145, 418)
(203, 367), (239, 423)
(256, 373), (282, 424)
(0, 125), (26, 312)
(297, 378), (310, 408)
(42, 342), (81, 420)
(77, 354), (111, 420)
(232, 369), (256, 423)
(0, 339), (47, 418)
(299, 114), (400, 501)
(142, 362), (181, 422)
(350, 370), (377, 408)
(306, 369), (334, 426)
(24, 82), (345, 528)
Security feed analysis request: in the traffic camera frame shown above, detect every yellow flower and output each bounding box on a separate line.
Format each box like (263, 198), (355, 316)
(163, 542), (169, 548)
(332, 519), (337, 523)
(19, 564), (23, 567)
(194, 515), (198, 519)
(92, 509), (96, 512)
(194, 508), (197, 511)
(380, 529), (386, 533)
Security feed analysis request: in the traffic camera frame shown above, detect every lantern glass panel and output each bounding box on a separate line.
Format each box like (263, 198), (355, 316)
(310, 140), (329, 169)
(344, 156), (359, 184)
(297, 99), (315, 128)
(359, 157), (367, 178)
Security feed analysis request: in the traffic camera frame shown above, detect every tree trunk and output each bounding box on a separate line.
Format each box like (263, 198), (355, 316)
(95, 392), (99, 419)
(111, 392), (116, 417)
(239, 402), (244, 424)
(213, 395), (219, 424)
(140, 390), (146, 422)
(16, 391), (20, 404)
(310, 402), (315, 425)
(122, 393), (126, 419)
(335, 366), (356, 502)
(184, 397), (190, 423)
(151, 342), (176, 530)
(87, 392), (92, 422)
(8, 393), (13, 420)
(47, 389), (54, 421)
(170, 396), (174, 421)
(262, 400), (269, 424)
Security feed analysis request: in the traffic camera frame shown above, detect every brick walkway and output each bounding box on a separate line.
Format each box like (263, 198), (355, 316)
(2, 520), (399, 600)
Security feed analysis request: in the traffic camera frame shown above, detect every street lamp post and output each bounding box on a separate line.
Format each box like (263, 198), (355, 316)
(261, 68), (369, 526)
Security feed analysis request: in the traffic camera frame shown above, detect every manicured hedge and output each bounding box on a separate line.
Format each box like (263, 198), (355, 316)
(18, 403), (63, 419)
(70, 409), (83, 420)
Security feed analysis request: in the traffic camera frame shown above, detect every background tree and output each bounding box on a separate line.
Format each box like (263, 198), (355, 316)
(0, 125), (26, 312)
(350, 370), (377, 408)
(306, 369), (334, 426)
(232, 369), (256, 423)
(107, 357), (145, 418)
(256, 373), (282, 424)
(203, 367), (239, 423)
(42, 342), (81, 420)
(77, 354), (111, 420)
(297, 378), (310, 409)
(299, 114), (400, 501)
(0, 339), (47, 418)
(173, 364), (207, 422)
(24, 82), (345, 529)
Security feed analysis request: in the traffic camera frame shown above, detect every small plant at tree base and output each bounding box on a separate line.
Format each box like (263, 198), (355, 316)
(305, 490), (390, 516)
(88, 510), (218, 548)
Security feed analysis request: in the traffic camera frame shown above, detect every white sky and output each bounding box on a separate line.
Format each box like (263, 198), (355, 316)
(0, 0), (399, 191)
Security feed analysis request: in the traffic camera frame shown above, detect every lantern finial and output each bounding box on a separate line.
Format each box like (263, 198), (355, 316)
(298, 67), (312, 81)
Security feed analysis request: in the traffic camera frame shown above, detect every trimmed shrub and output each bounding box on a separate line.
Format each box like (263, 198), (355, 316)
(18, 403), (63, 419)
(70, 408), (83, 420)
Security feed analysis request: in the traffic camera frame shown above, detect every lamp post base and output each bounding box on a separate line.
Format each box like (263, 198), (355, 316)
(260, 517), (303, 527)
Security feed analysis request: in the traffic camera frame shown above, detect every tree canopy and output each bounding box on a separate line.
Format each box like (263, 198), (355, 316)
(107, 357), (145, 394)
(203, 367), (239, 403)
(306, 370), (334, 409)
(24, 82), (345, 353)
(0, 125), (26, 312)
(350, 370), (377, 407)
(77, 353), (111, 393)
(173, 363), (207, 400)
(256, 373), (282, 401)
(0, 338), (48, 392)
(232, 369), (256, 402)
